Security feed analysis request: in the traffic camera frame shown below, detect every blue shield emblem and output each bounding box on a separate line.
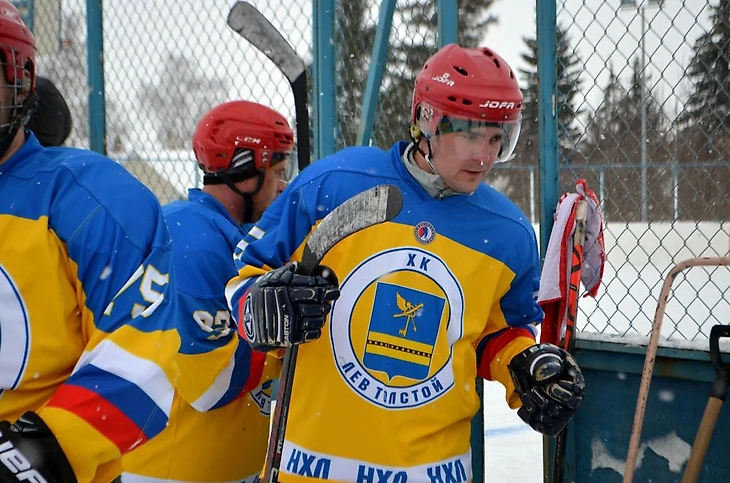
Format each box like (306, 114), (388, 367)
(363, 282), (445, 381)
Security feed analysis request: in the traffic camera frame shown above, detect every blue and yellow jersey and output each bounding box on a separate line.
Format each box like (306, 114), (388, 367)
(0, 133), (179, 482)
(122, 189), (280, 482)
(226, 142), (542, 483)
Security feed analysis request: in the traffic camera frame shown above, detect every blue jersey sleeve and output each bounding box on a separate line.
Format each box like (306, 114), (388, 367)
(35, 154), (180, 481)
(165, 203), (274, 411)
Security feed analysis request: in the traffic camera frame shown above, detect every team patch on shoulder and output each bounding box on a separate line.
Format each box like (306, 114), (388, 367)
(414, 221), (436, 244)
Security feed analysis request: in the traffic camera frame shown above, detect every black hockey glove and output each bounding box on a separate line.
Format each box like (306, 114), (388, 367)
(508, 343), (585, 437)
(0, 411), (77, 482)
(241, 262), (340, 352)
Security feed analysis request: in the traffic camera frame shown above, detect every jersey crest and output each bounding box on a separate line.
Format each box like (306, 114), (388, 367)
(330, 247), (464, 409)
(0, 265), (30, 392)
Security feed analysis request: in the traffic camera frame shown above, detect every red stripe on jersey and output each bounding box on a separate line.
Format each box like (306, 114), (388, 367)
(477, 328), (535, 380)
(46, 384), (147, 452)
(240, 349), (267, 397)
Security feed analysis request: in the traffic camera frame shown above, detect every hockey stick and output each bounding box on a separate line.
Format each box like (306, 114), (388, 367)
(552, 199), (588, 483)
(263, 184), (404, 483)
(227, 1), (311, 172)
(681, 324), (730, 483)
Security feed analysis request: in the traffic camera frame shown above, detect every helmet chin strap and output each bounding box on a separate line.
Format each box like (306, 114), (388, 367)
(409, 124), (440, 177)
(203, 169), (265, 224)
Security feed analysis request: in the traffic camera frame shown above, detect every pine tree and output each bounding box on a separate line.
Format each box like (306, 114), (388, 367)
(337, 0), (497, 149)
(671, 0), (730, 220)
(580, 58), (671, 221)
(333, 0), (377, 148)
(676, 0), (730, 161)
(495, 23), (583, 216)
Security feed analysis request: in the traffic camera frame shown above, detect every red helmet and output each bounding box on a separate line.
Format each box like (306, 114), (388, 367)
(411, 44), (524, 163)
(0, 0), (36, 93)
(411, 44), (523, 124)
(193, 100), (294, 178)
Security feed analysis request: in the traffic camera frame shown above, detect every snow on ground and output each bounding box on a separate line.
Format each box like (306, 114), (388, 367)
(483, 382), (543, 482)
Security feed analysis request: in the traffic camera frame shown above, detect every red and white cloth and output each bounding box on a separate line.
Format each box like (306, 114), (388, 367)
(538, 179), (606, 345)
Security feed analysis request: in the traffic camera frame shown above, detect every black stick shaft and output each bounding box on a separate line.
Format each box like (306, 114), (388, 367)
(291, 72), (310, 172)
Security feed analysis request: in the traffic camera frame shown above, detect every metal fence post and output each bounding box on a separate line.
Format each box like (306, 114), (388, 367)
(537, 0), (558, 480)
(312, 0), (337, 160)
(86, 0), (106, 154)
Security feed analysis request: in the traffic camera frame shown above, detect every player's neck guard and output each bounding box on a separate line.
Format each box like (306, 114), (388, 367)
(402, 143), (458, 199)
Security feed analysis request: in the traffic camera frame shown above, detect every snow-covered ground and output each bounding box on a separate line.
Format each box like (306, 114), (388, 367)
(483, 382), (544, 482)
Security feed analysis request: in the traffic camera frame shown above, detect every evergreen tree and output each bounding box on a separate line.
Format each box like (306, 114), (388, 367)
(334, 0), (376, 148)
(676, 0), (730, 162)
(336, 1), (498, 149)
(494, 23), (583, 216)
(580, 58), (671, 221)
(671, 0), (730, 220)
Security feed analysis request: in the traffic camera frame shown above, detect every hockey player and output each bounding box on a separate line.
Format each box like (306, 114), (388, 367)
(0, 3), (179, 481)
(121, 100), (293, 482)
(26, 76), (72, 147)
(227, 44), (585, 482)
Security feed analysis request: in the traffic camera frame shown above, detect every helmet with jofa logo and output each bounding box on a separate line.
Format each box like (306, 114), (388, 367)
(410, 44), (524, 163)
(411, 44), (523, 126)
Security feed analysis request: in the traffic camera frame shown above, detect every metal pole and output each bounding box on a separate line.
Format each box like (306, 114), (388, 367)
(537, 0), (558, 479)
(537, 0), (559, 259)
(436, 0), (458, 47)
(87, 0), (106, 154)
(357, 0), (396, 146)
(673, 162), (679, 221)
(640, 4), (648, 222)
(313, 0), (337, 159)
(600, 168), (606, 219)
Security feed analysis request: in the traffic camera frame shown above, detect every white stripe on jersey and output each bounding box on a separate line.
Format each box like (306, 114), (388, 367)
(74, 340), (174, 417)
(191, 353), (235, 412)
(281, 440), (472, 483)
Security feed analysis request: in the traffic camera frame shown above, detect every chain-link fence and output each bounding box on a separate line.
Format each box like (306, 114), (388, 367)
(551, 0), (730, 341)
(17, 0), (730, 341)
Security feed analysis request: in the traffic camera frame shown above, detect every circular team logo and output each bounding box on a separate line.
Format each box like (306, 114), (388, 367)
(242, 294), (256, 342)
(0, 265), (30, 391)
(330, 247), (464, 409)
(414, 221), (436, 245)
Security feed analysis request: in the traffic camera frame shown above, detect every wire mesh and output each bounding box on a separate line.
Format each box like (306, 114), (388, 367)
(20, 0), (730, 341)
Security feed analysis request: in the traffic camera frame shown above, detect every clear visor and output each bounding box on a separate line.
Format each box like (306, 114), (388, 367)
(418, 104), (521, 163)
(271, 153), (298, 185)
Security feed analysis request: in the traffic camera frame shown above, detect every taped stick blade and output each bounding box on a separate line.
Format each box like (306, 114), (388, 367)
(300, 185), (403, 273)
(227, 1), (306, 83)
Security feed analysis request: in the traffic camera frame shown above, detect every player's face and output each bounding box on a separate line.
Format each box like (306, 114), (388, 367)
(429, 125), (505, 193)
(252, 156), (289, 221)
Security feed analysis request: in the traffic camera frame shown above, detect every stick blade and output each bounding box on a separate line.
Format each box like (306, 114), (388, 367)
(227, 1), (306, 83)
(300, 185), (403, 272)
